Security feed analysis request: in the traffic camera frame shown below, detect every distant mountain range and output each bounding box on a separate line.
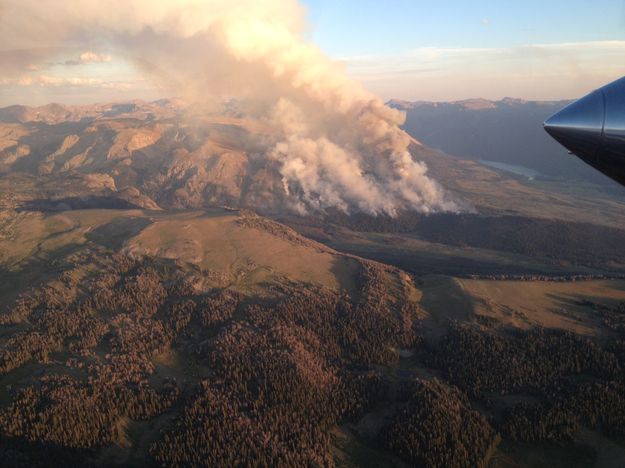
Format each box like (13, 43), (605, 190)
(389, 97), (618, 185)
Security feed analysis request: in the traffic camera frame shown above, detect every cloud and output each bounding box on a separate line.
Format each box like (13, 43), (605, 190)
(63, 51), (112, 66)
(343, 41), (625, 101)
(0, 47), (112, 75)
(0, 0), (459, 216)
(79, 51), (111, 63)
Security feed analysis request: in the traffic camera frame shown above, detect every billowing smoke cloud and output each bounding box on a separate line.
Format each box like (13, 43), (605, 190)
(0, 0), (460, 215)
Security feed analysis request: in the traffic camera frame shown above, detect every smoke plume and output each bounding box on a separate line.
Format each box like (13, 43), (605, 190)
(0, 0), (460, 215)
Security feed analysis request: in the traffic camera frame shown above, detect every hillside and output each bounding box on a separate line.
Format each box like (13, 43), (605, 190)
(0, 206), (426, 466)
(284, 210), (625, 277)
(0, 101), (287, 213)
(1, 205), (624, 467)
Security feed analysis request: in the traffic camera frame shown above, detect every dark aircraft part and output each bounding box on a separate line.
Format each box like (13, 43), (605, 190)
(544, 76), (625, 186)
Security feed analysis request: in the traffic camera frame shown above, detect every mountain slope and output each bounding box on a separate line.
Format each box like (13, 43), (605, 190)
(0, 206), (426, 466)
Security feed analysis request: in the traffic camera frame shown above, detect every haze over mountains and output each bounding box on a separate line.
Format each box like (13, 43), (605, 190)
(0, 97), (461, 216)
(0, 100), (463, 216)
(390, 97), (619, 184)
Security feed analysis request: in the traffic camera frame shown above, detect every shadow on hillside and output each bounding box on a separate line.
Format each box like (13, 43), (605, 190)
(85, 216), (153, 250)
(16, 196), (144, 212)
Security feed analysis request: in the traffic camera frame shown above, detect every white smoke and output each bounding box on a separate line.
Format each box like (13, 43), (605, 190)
(0, 0), (460, 215)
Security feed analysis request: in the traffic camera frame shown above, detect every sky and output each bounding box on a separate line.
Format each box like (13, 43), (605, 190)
(303, 0), (625, 101)
(1, 0), (625, 106)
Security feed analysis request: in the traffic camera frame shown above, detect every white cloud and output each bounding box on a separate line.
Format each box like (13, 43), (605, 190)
(79, 51), (112, 63)
(62, 51), (113, 66)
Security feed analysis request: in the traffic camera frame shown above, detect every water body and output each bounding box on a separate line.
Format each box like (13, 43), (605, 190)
(479, 160), (541, 180)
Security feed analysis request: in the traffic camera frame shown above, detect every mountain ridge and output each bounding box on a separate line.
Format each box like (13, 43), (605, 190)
(388, 97), (572, 111)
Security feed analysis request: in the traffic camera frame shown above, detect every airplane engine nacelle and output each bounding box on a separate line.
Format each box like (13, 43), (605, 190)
(545, 76), (625, 186)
